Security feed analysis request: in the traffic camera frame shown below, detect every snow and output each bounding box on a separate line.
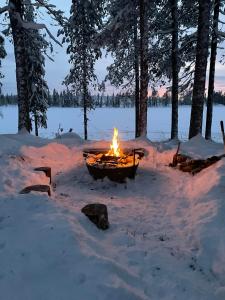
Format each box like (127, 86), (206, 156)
(1, 105), (225, 141)
(0, 132), (225, 299)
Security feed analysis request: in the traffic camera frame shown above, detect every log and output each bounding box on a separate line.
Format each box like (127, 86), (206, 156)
(170, 153), (225, 175)
(169, 142), (191, 167)
(220, 120), (225, 150)
(34, 167), (51, 184)
(20, 185), (51, 196)
(83, 148), (146, 159)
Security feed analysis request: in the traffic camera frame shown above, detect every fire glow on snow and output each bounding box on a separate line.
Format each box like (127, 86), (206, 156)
(0, 132), (225, 299)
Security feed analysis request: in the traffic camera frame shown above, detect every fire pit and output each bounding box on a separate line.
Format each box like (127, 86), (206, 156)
(83, 128), (144, 182)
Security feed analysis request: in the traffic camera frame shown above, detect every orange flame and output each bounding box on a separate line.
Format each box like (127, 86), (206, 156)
(107, 128), (122, 157)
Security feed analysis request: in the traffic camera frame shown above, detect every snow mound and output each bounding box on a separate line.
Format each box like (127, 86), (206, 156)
(181, 134), (224, 159)
(0, 134), (225, 299)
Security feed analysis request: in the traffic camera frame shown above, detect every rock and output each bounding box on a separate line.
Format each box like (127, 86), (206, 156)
(20, 185), (51, 196)
(81, 203), (109, 230)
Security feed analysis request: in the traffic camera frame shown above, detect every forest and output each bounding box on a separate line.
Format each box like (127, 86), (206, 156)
(0, 0), (224, 140)
(2, 90), (225, 108)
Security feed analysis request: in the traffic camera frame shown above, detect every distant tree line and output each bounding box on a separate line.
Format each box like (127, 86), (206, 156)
(2, 90), (225, 108)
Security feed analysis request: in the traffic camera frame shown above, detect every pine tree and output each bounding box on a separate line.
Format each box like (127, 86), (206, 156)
(170, 0), (179, 139)
(205, 0), (221, 140)
(101, 0), (141, 136)
(100, 0), (155, 137)
(63, 0), (103, 140)
(139, 0), (149, 137)
(189, 0), (212, 139)
(8, 0), (31, 132)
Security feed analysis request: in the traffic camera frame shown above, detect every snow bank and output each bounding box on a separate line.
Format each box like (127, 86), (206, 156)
(0, 133), (225, 299)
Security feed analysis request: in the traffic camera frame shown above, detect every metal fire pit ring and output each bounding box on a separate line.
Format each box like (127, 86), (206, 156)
(83, 148), (145, 182)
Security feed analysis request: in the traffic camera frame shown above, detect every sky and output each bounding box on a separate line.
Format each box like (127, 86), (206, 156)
(1, 0), (225, 95)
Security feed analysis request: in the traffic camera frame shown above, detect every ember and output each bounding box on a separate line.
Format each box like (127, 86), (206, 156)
(84, 128), (144, 182)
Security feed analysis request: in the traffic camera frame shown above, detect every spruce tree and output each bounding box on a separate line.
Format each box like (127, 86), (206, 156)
(23, 1), (49, 136)
(63, 0), (104, 140)
(1, 0), (64, 132)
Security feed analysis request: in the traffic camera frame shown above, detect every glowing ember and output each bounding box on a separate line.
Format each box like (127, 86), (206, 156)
(107, 128), (122, 157)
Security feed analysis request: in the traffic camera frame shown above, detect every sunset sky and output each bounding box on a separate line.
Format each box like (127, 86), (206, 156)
(1, 0), (225, 95)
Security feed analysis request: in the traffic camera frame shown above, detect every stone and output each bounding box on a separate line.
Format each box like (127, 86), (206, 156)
(20, 185), (51, 196)
(81, 203), (109, 230)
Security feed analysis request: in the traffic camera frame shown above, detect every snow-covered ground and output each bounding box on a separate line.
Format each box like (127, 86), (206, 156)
(0, 132), (225, 300)
(0, 105), (224, 141)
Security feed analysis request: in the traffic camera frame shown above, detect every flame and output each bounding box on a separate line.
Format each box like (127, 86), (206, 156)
(107, 128), (122, 157)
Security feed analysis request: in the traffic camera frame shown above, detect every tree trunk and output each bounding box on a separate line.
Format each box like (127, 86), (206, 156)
(134, 13), (140, 138)
(171, 0), (179, 140)
(83, 92), (88, 140)
(82, 59), (88, 140)
(34, 113), (38, 136)
(139, 0), (149, 137)
(9, 0), (31, 132)
(189, 0), (211, 139)
(205, 0), (220, 140)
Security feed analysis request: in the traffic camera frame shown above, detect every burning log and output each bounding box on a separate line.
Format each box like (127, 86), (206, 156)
(83, 128), (144, 182)
(85, 152), (140, 182)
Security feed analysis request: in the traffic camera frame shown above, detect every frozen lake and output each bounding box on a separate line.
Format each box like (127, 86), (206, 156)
(0, 105), (224, 141)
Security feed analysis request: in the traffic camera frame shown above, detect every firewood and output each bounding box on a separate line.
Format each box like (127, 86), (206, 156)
(220, 121), (225, 149)
(171, 142), (181, 167)
(172, 154), (225, 175)
(34, 167), (52, 184)
(20, 185), (51, 196)
(179, 165), (194, 172)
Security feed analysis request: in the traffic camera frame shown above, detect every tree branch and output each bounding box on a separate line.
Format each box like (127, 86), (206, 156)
(14, 12), (62, 46)
(34, 0), (67, 26)
(0, 6), (9, 14)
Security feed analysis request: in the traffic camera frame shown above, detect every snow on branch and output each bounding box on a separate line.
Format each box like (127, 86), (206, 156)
(34, 0), (67, 26)
(156, 28), (174, 35)
(219, 9), (225, 15)
(14, 12), (62, 46)
(216, 30), (225, 39)
(219, 19), (225, 25)
(0, 6), (9, 14)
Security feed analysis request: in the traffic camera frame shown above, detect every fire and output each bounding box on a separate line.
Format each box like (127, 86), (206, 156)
(107, 128), (122, 157)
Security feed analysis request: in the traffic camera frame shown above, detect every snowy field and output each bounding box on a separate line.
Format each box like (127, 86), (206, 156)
(0, 105), (224, 141)
(0, 132), (225, 299)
